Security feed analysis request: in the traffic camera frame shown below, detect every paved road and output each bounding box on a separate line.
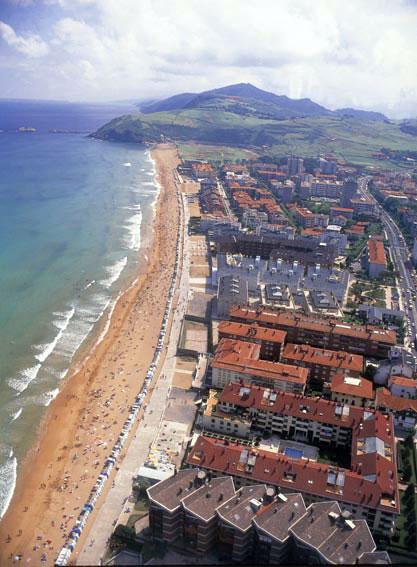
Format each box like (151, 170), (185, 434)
(76, 190), (190, 566)
(359, 177), (417, 360)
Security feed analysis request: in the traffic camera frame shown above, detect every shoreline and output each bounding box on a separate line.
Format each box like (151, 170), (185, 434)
(0, 143), (180, 567)
(0, 146), (156, 522)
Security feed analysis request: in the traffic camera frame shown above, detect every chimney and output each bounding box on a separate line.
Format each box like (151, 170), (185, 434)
(196, 471), (207, 486)
(265, 487), (275, 503)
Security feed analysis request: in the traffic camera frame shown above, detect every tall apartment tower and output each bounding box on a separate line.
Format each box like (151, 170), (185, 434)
(319, 158), (338, 175)
(287, 156), (304, 176)
(341, 177), (358, 208)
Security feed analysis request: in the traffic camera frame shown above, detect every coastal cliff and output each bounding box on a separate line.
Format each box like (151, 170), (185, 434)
(91, 114), (147, 142)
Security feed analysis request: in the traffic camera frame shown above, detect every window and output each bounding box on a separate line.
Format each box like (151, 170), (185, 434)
(284, 472), (296, 482)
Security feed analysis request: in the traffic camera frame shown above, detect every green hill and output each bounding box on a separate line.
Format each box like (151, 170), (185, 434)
(92, 106), (417, 167)
(334, 108), (388, 122)
(140, 82), (331, 119)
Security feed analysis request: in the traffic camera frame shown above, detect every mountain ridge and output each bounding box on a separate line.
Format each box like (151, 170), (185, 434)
(139, 82), (387, 121)
(91, 83), (417, 167)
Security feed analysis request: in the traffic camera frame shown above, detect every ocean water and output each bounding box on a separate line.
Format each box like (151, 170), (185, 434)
(0, 100), (158, 518)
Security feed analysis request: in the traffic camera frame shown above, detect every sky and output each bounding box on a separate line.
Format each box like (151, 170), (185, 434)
(1, 0), (417, 118)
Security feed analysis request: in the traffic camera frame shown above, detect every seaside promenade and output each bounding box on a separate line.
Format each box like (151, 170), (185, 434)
(75, 190), (190, 565)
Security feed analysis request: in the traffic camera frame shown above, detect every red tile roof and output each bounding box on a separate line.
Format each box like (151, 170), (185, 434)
(218, 320), (287, 345)
(187, 433), (398, 514)
(211, 338), (308, 385)
(368, 240), (387, 266)
(330, 374), (374, 399)
(229, 307), (396, 346)
(301, 228), (325, 236)
(281, 344), (363, 373)
(388, 375), (417, 389)
(191, 163), (214, 172)
(218, 382), (365, 428)
(330, 207), (354, 213)
(377, 389), (417, 413)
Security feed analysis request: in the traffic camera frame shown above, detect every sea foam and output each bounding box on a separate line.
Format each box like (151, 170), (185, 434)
(8, 363), (42, 394)
(123, 209), (142, 251)
(35, 306), (75, 363)
(42, 388), (60, 407)
(10, 407), (23, 423)
(99, 257), (128, 288)
(0, 453), (17, 520)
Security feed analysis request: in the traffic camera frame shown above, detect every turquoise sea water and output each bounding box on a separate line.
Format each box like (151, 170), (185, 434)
(0, 101), (156, 518)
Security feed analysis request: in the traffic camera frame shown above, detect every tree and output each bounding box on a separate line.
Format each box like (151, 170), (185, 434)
(364, 365), (377, 380)
(351, 282), (365, 303)
(406, 532), (417, 550)
(405, 434), (415, 450)
(394, 316), (405, 329)
(404, 462), (412, 482)
(113, 524), (136, 542)
(405, 483), (416, 500)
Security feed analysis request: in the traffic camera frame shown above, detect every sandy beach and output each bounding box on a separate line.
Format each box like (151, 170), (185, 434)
(0, 143), (180, 566)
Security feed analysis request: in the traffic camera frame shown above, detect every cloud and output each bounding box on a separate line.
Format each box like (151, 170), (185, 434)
(0, 21), (49, 57)
(6, 0), (35, 6)
(1, 0), (417, 116)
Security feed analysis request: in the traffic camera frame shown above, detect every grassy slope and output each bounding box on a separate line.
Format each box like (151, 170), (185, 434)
(177, 143), (259, 162)
(94, 109), (417, 167)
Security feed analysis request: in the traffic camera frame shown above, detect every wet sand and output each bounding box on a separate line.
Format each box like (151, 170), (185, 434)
(0, 143), (180, 566)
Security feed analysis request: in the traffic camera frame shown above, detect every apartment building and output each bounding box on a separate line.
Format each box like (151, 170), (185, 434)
(294, 207), (329, 228)
(329, 374), (375, 407)
(229, 306), (396, 358)
(351, 199), (377, 217)
(388, 375), (417, 398)
(290, 501), (375, 564)
(211, 338), (309, 393)
(330, 207), (354, 220)
(191, 162), (215, 180)
(148, 469), (234, 552)
(216, 254), (305, 293)
(302, 264), (350, 304)
(310, 178), (343, 198)
(215, 233), (337, 267)
(202, 382), (367, 445)
(270, 180), (294, 203)
(188, 425), (399, 537)
(287, 156), (304, 176)
(252, 491), (306, 564)
(280, 343), (363, 385)
(147, 471), (380, 564)
(181, 475), (235, 553)
(217, 275), (248, 318)
(217, 484), (271, 562)
(376, 389), (417, 431)
(147, 469), (208, 543)
(340, 178), (358, 208)
(319, 158), (338, 175)
(362, 240), (387, 279)
(218, 320), (287, 361)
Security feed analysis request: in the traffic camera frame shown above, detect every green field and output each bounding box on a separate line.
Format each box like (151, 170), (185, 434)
(94, 109), (417, 168)
(177, 143), (259, 162)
